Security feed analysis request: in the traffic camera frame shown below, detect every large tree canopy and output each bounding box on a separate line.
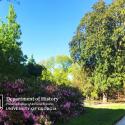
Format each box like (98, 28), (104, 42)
(0, 4), (26, 80)
(69, 0), (125, 100)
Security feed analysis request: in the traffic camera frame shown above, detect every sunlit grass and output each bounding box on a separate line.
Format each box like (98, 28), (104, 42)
(57, 103), (125, 125)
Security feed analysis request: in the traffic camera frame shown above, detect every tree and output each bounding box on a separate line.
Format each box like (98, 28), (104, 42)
(41, 68), (53, 82)
(53, 55), (72, 84)
(69, 0), (125, 101)
(41, 57), (55, 72)
(70, 63), (94, 98)
(26, 55), (45, 78)
(0, 4), (26, 81)
(55, 55), (72, 71)
(40, 55), (73, 85)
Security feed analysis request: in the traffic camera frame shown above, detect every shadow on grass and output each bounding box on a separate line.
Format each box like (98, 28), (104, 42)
(57, 107), (125, 125)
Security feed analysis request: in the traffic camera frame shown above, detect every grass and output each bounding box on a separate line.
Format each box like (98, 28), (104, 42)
(57, 103), (125, 125)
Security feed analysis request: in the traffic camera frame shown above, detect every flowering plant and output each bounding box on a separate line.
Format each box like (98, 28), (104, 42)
(1, 79), (25, 97)
(0, 80), (84, 125)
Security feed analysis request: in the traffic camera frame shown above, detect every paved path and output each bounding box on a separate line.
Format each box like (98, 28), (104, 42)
(116, 116), (125, 125)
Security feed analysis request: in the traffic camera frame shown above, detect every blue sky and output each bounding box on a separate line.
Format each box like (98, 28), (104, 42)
(0, 0), (111, 62)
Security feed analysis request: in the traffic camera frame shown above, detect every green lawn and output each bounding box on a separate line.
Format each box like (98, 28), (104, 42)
(57, 103), (125, 125)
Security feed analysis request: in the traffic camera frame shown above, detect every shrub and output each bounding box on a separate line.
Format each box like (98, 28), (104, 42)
(0, 80), (84, 125)
(1, 79), (25, 97)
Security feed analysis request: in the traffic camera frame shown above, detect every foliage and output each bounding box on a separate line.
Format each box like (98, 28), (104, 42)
(55, 55), (72, 71)
(0, 80), (84, 125)
(1, 79), (25, 97)
(41, 68), (54, 82)
(70, 63), (94, 98)
(53, 68), (70, 85)
(26, 55), (45, 78)
(0, 4), (27, 81)
(40, 55), (72, 85)
(69, 0), (125, 99)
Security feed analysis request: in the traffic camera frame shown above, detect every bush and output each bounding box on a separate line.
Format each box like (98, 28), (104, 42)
(0, 80), (84, 125)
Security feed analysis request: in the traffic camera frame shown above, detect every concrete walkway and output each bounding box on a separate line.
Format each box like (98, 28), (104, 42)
(116, 116), (125, 125)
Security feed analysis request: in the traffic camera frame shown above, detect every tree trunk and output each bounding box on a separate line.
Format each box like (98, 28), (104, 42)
(103, 93), (108, 103)
(117, 91), (120, 100)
